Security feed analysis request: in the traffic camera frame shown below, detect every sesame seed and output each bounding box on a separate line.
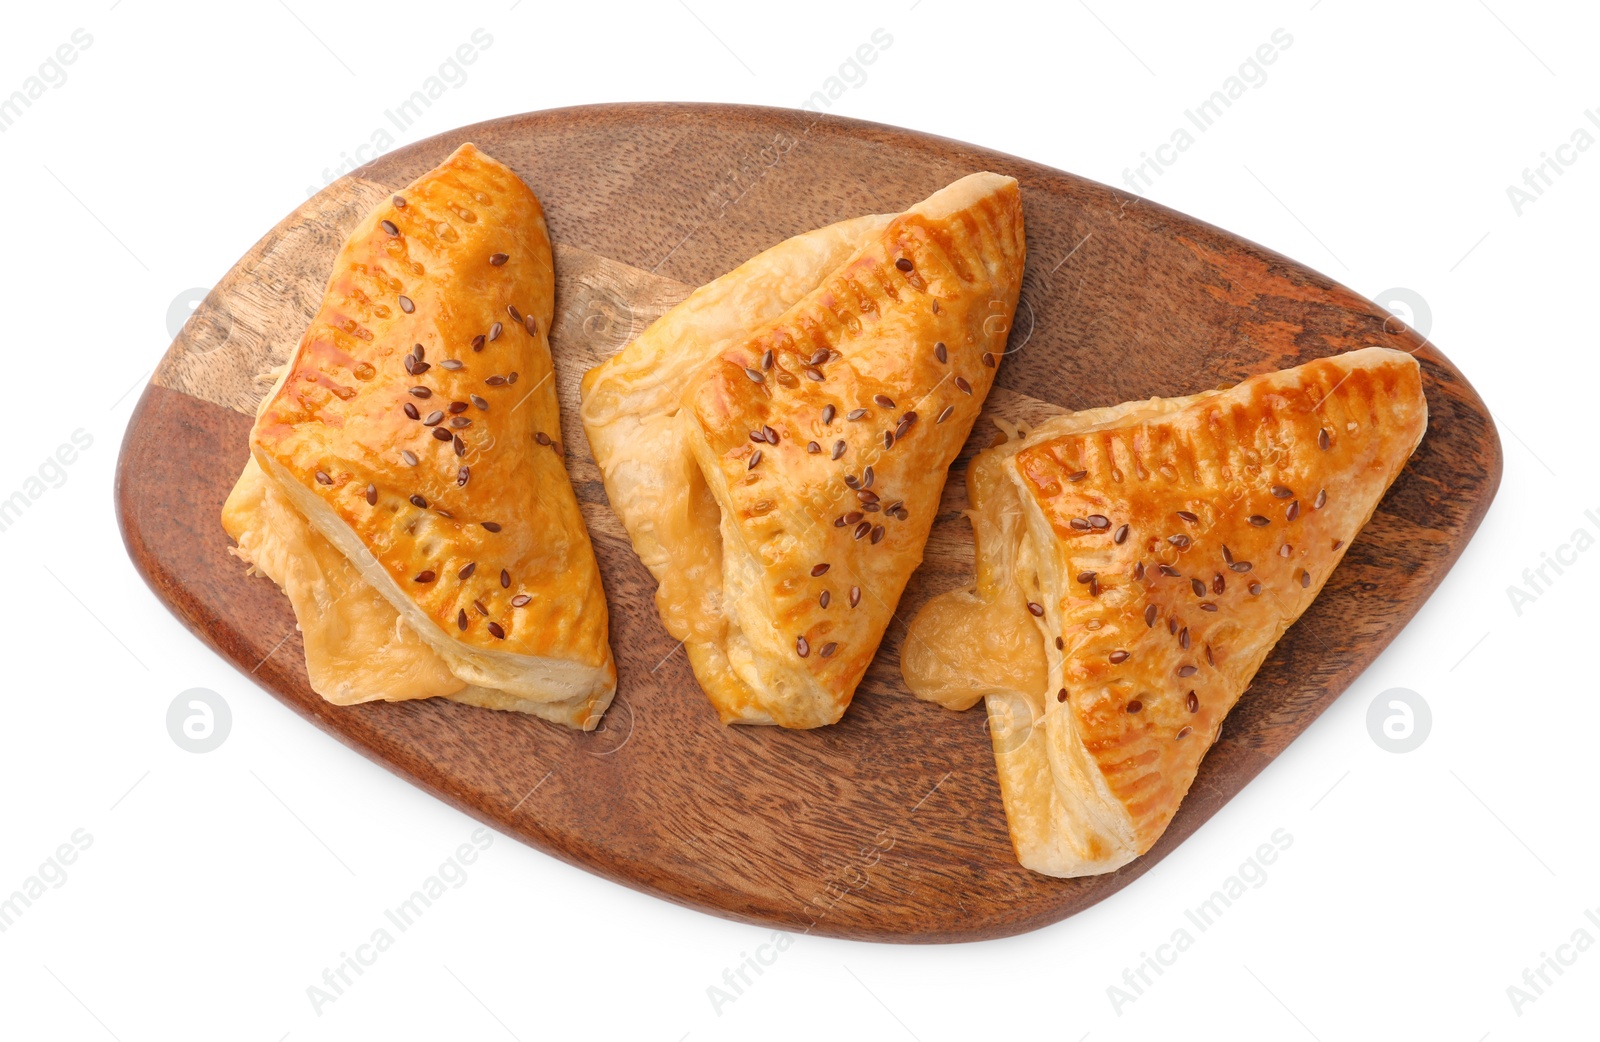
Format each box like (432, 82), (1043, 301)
(1090, 578), (1102, 596)
(393, 195), (406, 208)
(812, 563), (830, 576)
(1248, 515), (1269, 527)
(1114, 524), (1130, 544)
(1126, 700), (1142, 713)
(820, 642), (838, 658)
(1318, 428), (1331, 450)
(796, 635), (810, 657)
(381, 219), (399, 236)
(1027, 601), (1044, 617)
(844, 511), (863, 524)
(1070, 517), (1089, 531)
(400, 450), (418, 466)
(1109, 650), (1129, 664)
(1077, 570), (1097, 584)
(895, 416), (913, 440)
(935, 342), (948, 363)
(413, 570), (436, 583)
(822, 405), (836, 424)
(509, 373), (518, 384)
(750, 430), (766, 443)
(458, 610), (468, 631)
(1178, 664), (1197, 677)
(410, 360), (430, 375)
(398, 295), (414, 313)
(410, 494), (428, 508)
(1135, 561), (1146, 580)
(488, 622), (506, 639)
(810, 349), (830, 366)
(849, 586), (861, 607)
(1286, 500), (1301, 521)
(1066, 470), (1088, 482)
(490, 253), (508, 266)
(883, 430), (895, 450)
(431, 428), (451, 442)
(1315, 488), (1327, 509)
(365, 483), (377, 505)
(315, 470), (333, 485)
(758, 349), (773, 371)
(955, 376), (972, 395)
(936, 405), (954, 423)
(820, 590), (831, 608)
(744, 367), (765, 383)
(1169, 617), (1179, 635)
(873, 394), (896, 409)
(895, 257), (914, 272)
(489, 322), (503, 342)
(474, 600), (489, 614)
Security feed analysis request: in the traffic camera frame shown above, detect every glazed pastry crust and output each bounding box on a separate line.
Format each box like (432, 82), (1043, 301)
(905, 347), (1428, 875)
(240, 143), (615, 717)
(584, 173), (1026, 727)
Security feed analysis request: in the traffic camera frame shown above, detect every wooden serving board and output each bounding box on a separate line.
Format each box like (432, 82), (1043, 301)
(116, 103), (1500, 942)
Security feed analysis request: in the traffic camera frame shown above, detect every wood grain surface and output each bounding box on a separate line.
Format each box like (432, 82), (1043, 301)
(116, 103), (1501, 942)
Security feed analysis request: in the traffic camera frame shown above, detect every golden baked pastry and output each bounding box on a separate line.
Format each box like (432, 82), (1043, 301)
(224, 143), (615, 728)
(582, 173), (1026, 727)
(903, 347), (1428, 875)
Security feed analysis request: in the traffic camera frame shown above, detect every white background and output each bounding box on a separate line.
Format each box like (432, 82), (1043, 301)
(0, 0), (1594, 1038)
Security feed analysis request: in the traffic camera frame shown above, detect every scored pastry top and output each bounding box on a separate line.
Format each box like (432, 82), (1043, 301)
(251, 143), (610, 670)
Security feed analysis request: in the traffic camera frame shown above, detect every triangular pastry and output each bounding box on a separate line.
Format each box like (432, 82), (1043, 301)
(903, 347), (1427, 875)
(224, 143), (615, 728)
(582, 173), (1026, 727)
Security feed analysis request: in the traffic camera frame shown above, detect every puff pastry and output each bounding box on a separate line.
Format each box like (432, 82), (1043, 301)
(582, 173), (1026, 727)
(903, 347), (1428, 875)
(225, 143), (615, 727)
